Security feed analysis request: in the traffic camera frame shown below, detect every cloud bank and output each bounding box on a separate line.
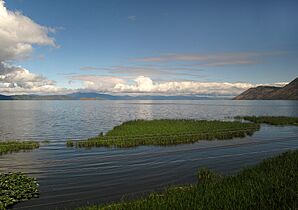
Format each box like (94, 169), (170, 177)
(71, 75), (285, 96)
(0, 62), (62, 94)
(0, 0), (61, 94)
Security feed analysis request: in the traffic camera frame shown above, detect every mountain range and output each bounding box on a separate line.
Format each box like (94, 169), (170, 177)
(0, 92), (224, 100)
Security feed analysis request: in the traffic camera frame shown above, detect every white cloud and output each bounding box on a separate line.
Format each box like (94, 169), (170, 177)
(72, 75), (259, 96)
(70, 75), (126, 92)
(0, 0), (61, 94)
(0, 62), (64, 94)
(113, 76), (255, 95)
(0, 0), (55, 61)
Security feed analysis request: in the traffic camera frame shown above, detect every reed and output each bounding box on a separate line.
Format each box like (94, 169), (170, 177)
(0, 172), (39, 209)
(236, 116), (298, 126)
(68, 119), (260, 148)
(79, 149), (298, 210)
(0, 141), (39, 156)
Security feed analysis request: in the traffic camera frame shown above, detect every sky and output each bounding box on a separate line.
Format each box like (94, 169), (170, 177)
(0, 0), (297, 96)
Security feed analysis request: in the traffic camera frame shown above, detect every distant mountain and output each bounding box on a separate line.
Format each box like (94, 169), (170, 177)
(68, 92), (117, 100)
(0, 94), (12, 100)
(68, 93), (221, 100)
(0, 92), (226, 100)
(10, 95), (73, 100)
(234, 77), (298, 100)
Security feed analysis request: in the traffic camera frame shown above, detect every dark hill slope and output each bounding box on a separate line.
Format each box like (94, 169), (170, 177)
(234, 77), (298, 100)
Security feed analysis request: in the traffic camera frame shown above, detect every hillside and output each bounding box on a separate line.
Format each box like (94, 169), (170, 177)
(234, 77), (298, 100)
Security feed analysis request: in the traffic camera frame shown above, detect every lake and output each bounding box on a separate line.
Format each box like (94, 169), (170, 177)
(0, 100), (297, 209)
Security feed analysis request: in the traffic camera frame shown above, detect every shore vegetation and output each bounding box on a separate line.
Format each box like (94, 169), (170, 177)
(79, 149), (298, 210)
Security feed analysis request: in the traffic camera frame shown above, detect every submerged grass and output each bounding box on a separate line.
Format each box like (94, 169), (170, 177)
(79, 149), (298, 210)
(236, 116), (298, 126)
(0, 141), (39, 156)
(0, 172), (39, 210)
(68, 119), (260, 148)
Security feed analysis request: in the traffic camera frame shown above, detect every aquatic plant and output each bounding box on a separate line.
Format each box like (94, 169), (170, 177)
(79, 149), (298, 210)
(0, 141), (39, 156)
(0, 172), (39, 209)
(68, 119), (260, 148)
(66, 140), (74, 147)
(236, 116), (298, 126)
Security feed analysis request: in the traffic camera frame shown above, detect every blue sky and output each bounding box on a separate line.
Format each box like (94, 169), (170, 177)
(0, 0), (297, 95)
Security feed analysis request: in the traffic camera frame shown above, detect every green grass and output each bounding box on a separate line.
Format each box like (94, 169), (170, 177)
(79, 149), (298, 210)
(68, 119), (260, 148)
(66, 140), (74, 147)
(0, 172), (39, 209)
(236, 116), (298, 126)
(0, 141), (39, 156)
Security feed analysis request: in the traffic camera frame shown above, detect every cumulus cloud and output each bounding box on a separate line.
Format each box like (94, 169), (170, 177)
(0, 62), (63, 94)
(72, 75), (260, 96)
(113, 76), (256, 95)
(0, 0), (61, 94)
(70, 75), (126, 92)
(0, 0), (55, 61)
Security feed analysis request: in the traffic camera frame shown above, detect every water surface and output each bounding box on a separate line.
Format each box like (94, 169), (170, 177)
(0, 100), (297, 209)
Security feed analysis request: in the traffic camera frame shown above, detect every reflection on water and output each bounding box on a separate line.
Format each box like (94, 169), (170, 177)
(0, 100), (297, 209)
(0, 100), (297, 141)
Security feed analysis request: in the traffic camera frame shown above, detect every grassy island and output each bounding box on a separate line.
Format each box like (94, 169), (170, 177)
(0, 172), (39, 209)
(0, 141), (39, 156)
(68, 119), (260, 148)
(236, 116), (298, 126)
(80, 149), (298, 210)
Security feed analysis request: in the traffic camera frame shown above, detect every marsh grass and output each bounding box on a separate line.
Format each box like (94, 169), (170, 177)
(0, 172), (39, 209)
(0, 141), (39, 156)
(236, 116), (298, 126)
(68, 119), (260, 148)
(79, 150), (298, 210)
(66, 140), (74, 147)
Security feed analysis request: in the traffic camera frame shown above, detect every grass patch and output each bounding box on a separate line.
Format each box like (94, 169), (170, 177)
(0, 141), (39, 156)
(0, 172), (39, 209)
(79, 150), (298, 210)
(236, 116), (298, 126)
(66, 140), (74, 147)
(68, 119), (260, 148)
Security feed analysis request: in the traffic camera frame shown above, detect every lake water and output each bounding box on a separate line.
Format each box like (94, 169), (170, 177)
(0, 100), (297, 209)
